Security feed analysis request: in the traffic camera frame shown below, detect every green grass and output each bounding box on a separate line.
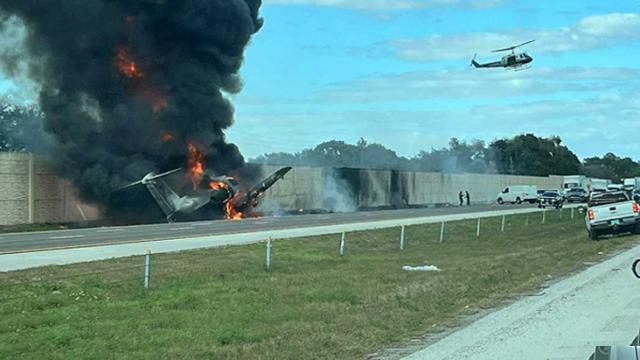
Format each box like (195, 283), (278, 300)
(0, 210), (638, 359)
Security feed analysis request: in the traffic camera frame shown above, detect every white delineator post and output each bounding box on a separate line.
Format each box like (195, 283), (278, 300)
(542, 210), (546, 224)
(340, 231), (345, 256)
(501, 215), (506, 232)
(476, 218), (481, 237)
(400, 226), (405, 250)
(266, 237), (273, 270)
(571, 208), (574, 219)
(439, 222), (445, 243)
(143, 250), (151, 289)
(525, 215), (529, 226)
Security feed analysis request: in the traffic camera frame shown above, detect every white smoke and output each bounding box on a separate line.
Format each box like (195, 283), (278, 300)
(322, 171), (357, 212)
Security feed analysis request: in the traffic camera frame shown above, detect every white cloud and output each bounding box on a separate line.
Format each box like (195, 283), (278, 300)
(392, 13), (640, 61)
(231, 92), (640, 159)
(265, 0), (507, 10)
(320, 66), (640, 101)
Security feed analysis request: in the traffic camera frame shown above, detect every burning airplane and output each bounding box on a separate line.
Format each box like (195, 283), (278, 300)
(116, 165), (291, 222)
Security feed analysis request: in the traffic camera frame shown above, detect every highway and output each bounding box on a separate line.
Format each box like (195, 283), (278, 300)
(0, 203), (539, 255)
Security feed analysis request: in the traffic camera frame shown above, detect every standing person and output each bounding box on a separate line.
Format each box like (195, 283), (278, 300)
(459, 191), (464, 206)
(465, 190), (470, 206)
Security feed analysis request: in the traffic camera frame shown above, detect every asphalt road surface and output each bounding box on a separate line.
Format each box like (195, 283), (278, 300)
(0, 203), (537, 254)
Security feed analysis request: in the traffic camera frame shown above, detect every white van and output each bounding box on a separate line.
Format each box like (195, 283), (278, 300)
(496, 185), (538, 205)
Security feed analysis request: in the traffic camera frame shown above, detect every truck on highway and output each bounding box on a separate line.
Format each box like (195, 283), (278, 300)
(563, 175), (611, 193)
(588, 178), (610, 193)
(585, 191), (640, 240)
(563, 175), (588, 191)
(623, 177), (640, 191)
(496, 185), (537, 205)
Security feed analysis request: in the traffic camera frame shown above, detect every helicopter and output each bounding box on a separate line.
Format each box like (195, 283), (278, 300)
(471, 40), (535, 71)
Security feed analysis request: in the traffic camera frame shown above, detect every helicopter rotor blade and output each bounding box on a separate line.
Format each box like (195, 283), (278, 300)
(515, 39), (535, 48)
(491, 46), (514, 53)
(491, 39), (535, 53)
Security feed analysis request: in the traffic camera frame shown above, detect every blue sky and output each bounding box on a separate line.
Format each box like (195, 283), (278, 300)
(226, 0), (640, 160)
(2, 0), (640, 160)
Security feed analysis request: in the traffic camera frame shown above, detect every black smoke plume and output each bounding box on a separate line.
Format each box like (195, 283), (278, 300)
(0, 0), (263, 221)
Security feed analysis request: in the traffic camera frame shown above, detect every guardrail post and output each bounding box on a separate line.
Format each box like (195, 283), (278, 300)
(266, 237), (273, 270)
(476, 218), (481, 237)
(400, 225), (405, 250)
(143, 250), (151, 289)
(542, 210), (546, 224)
(501, 215), (506, 232)
(439, 222), (445, 243)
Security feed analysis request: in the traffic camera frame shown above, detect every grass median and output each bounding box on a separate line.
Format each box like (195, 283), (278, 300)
(1, 209), (639, 359)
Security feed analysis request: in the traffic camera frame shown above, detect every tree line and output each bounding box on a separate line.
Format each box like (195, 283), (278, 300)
(253, 136), (640, 183)
(1, 100), (638, 182)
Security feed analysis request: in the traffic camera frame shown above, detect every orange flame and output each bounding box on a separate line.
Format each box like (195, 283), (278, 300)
(225, 201), (243, 220)
(161, 133), (175, 142)
(187, 143), (204, 189)
(207, 180), (244, 220)
(187, 144), (246, 220)
(114, 45), (169, 113)
(115, 47), (143, 79)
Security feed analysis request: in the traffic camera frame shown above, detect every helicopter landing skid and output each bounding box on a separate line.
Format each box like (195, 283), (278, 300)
(513, 65), (531, 72)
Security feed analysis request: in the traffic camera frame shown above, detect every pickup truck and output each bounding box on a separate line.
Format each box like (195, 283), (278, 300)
(537, 191), (564, 209)
(585, 191), (640, 240)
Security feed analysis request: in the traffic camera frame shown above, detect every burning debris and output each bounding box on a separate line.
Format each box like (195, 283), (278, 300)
(116, 164), (292, 222)
(0, 0), (264, 222)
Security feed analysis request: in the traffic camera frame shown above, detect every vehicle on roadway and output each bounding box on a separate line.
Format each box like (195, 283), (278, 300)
(623, 177), (640, 191)
(537, 191), (564, 209)
(585, 191), (640, 240)
(607, 184), (624, 191)
(564, 188), (588, 203)
(496, 185), (538, 205)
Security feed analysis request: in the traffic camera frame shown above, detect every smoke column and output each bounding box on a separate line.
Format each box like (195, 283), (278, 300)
(0, 0), (263, 220)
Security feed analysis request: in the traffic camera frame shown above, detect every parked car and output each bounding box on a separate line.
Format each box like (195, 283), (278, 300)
(496, 185), (538, 205)
(564, 188), (588, 203)
(538, 191), (564, 209)
(585, 191), (640, 240)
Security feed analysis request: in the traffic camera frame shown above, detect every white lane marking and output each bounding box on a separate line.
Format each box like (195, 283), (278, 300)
(96, 228), (124, 233)
(192, 222), (214, 227)
(170, 227), (194, 231)
(49, 235), (85, 240)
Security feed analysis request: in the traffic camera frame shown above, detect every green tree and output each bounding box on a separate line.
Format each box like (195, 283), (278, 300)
(489, 134), (581, 176)
(0, 100), (49, 152)
(583, 153), (640, 182)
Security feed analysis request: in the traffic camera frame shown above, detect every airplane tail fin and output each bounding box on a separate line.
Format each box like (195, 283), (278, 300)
(471, 54), (480, 68)
(113, 168), (182, 192)
(113, 168), (182, 219)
